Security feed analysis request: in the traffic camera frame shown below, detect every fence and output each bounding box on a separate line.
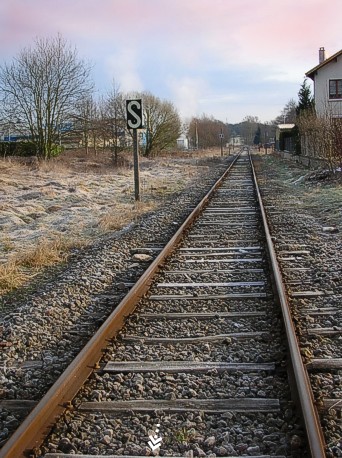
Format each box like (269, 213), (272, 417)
(275, 151), (329, 169)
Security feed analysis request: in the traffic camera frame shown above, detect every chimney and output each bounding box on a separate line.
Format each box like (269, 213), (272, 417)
(319, 47), (326, 64)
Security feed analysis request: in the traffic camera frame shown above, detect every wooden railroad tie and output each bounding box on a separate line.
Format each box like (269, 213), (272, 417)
(307, 358), (342, 371)
(149, 292), (268, 300)
(123, 332), (265, 343)
(103, 361), (276, 373)
(45, 454), (286, 458)
(139, 311), (267, 319)
(79, 398), (280, 413)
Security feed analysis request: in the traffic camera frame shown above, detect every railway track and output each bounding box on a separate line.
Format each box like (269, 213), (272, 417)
(0, 152), (328, 457)
(254, 160), (342, 457)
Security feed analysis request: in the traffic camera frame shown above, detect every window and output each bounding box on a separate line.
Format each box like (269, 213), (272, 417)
(329, 79), (342, 99)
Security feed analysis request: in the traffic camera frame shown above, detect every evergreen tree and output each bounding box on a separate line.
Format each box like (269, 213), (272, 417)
(296, 79), (314, 115)
(253, 126), (261, 145)
(294, 79), (315, 155)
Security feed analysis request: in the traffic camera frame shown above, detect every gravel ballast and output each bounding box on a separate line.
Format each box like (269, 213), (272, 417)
(1, 151), (340, 456)
(0, 156), (231, 446)
(255, 152), (341, 457)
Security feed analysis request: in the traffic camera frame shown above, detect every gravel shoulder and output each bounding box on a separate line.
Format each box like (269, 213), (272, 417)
(254, 151), (341, 457)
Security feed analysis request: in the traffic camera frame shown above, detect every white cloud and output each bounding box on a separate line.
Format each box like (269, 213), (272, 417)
(260, 62), (309, 84)
(167, 77), (208, 119)
(199, 94), (240, 104)
(105, 48), (144, 93)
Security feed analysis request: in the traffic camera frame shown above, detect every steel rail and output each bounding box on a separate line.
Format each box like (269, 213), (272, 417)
(249, 151), (326, 458)
(0, 154), (240, 458)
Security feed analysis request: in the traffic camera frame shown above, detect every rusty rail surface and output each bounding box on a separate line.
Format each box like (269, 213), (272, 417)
(0, 155), (240, 458)
(1, 151), (326, 458)
(250, 152), (326, 458)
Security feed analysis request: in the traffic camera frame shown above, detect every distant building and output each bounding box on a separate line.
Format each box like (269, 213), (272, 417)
(275, 124), (295, 152)
(228, 135), (244, 147)
(306, 47), (342, 118)
(177, 133), (189, 150)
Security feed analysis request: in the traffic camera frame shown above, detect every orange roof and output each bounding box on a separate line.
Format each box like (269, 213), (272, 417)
(306, 49), (342, 79)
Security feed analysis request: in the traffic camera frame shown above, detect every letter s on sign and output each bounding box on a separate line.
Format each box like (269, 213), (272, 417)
(127, 100), (142, 129)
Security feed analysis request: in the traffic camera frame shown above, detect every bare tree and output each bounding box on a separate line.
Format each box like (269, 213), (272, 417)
(0, 34), (92, 159)
(73, 86), (127, 162)
(296, 106), (342, 171)
(273, 99), (297, 125)
(331, 117), (342, 171)
(239, 116), (260, 145)
(105, 81), (127, 165)
(72, 95), (98, 155)
(188, 115), (229, 149)
(319, 112), (342, 171)
(130, 92), (181, 157)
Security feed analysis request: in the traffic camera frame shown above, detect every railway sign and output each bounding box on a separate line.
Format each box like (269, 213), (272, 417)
(126, 99), (143, 201)
(126, 99), (143, 129)
(219, 129), (224, 156)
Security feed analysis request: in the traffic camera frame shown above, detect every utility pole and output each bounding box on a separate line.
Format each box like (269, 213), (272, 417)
(283, 110), (288, 124)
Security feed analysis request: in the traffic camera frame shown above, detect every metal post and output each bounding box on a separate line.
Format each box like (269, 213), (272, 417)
(195, 122), (199, 149)
(133, 129), (140, 201)
(126, 99), (142, 202)
(220, 128), (223, 156)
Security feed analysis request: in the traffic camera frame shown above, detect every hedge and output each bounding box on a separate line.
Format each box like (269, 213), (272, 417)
(0, 141), (37, 157)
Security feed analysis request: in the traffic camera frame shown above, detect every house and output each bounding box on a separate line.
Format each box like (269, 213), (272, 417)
(306, 47), (342, 118)
(176, 133), (189, 150)
(275, 124), (296, 152)
(228, 135), (244, 147)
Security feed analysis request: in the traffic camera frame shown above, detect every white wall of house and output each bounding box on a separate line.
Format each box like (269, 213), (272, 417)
(177, 133), (189, 150)
(228, 135), (244, 146)
(313, 54), (342, 117)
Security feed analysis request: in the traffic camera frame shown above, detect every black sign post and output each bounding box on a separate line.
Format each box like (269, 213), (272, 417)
(126, 99), (143, 201)
(219, 129), (224, 156)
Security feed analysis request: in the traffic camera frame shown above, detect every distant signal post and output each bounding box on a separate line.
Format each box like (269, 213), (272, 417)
(219, 129), (224, 156)
(126, 99), (143, 201)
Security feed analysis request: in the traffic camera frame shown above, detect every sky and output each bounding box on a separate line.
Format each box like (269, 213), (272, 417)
(0, 0), (341, 124)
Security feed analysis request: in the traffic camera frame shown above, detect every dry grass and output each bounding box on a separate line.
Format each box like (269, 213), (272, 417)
(0, 158), (27, 174)
(37, 159), (70, 174)
(302, 186), (342, 226)
(0, 201), (155, 294)
(0, 147), (220, 296)
(0, 261), (31, 294)
(1, 237), (15, 253)
(0, 236), (89, 295)
(17, 237), (70, 268)
(98, 202), (156, 231)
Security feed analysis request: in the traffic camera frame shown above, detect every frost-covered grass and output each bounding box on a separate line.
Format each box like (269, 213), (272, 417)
(0, 148), (223, 294)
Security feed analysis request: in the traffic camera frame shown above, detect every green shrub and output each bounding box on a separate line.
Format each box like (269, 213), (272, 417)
(50, 144), (64, 157)
(0, 141), (36, 157)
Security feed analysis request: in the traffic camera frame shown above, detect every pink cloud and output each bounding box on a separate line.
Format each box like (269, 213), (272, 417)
(1, 0), (341, 123)
(2, 0), (340, 62)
